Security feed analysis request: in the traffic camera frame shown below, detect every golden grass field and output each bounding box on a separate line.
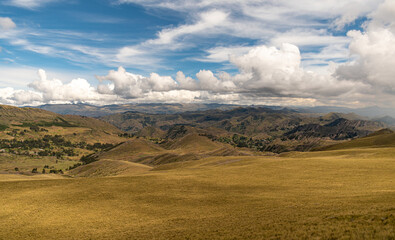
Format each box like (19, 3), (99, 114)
(0, 145), (394, 239)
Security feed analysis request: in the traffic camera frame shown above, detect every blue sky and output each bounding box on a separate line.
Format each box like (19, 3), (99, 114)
(0, 0), (394, 107)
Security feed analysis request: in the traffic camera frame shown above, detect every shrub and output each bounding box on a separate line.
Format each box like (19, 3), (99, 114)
(80, 153), (97, 164)
(30, 126), (40, 132)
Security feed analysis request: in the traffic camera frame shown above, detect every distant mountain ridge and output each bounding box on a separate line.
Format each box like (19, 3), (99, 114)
(33, 103), (395, 119)
(34, 103), (242, 117)
(97, 106), (387, 153)
(284, 118), (382, 140)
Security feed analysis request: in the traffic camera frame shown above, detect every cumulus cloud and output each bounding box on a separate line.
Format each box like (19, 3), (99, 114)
(1, 40), (370, 107)
(335, 0), (395, 94)
(195, 70), (236, 92)
(0, 17), (16, 30)
(11, 90), (42, 104)
(0, 87), (42, 105)
(97, 42), (360, 101)
(99, 43), (365, 102)
(220, 43), (364, 98)
(27, 69), (106, 102)
(176, 71), (199, 90)
(0, 87), (16, 104)
(96, 66), (178, 98)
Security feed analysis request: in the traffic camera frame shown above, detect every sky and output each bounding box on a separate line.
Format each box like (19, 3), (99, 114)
(0, 0), (394, 107)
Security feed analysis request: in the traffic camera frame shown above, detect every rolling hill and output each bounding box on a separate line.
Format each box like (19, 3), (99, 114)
(99, 107), (386, 153)
(68, 159), (152, 177)
(0, 104), (127, 175)
(317, 128), (395, 151)
(72, 126), (249, 169)
(0, 104), (123, 143)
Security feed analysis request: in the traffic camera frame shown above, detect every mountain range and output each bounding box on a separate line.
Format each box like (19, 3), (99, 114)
(35, 103), (395, 118)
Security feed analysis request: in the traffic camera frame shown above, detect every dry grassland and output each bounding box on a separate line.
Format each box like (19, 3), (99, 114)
(0, 147), (394, 239)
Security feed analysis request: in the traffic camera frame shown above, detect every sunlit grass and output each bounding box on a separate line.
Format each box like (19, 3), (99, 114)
(0, 148), (394, 239)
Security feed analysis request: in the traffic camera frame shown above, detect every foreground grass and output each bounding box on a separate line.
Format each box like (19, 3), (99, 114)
(0, 148), (394, 239)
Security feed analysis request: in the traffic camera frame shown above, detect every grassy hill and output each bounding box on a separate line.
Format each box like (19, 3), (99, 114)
(0, 104), (123, 143)
(0, 104), (127, 175)
(97, 138), (166, 162)
(316, 129), (395, 151)
(68, 159), (152, 177)
(164, 133), (222, 152)
(80, 132), (248, 167)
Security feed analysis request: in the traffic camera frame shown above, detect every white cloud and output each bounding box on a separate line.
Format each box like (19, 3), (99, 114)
(270, 29), (350, 48)
(138, 90), (201, 103)
(225, 43), (365, 98)
(0, 17), (16, 30)
(27, 69), (114, 103)
(96, 66), (178, 98)
(196, 45), (252, 63)
(148, 10), (228, 46)
(368, 0), (395, 32)
(176, 71), (199, 90)
(11, 90), (42, 105)
(4, 0), (56, 9)
(335, 0), (395, 94)
(196, 69), (236, 92)
(111, 0), (383, 71)
(0, 66), (38, 88)
(97, 43), (366, 102)
(118, 0), (382, 30)
(0, 87), (16, 104)
(336, 28), (395, 92)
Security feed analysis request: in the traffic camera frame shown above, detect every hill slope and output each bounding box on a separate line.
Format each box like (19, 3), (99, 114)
(0, 104), (123, 143)
(68, 159), (151, 177)
(317, 129), (395, 150)
(97, 138), (166, 162)
(0, 104), (127, 175)
(164, 133), (223, 152)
